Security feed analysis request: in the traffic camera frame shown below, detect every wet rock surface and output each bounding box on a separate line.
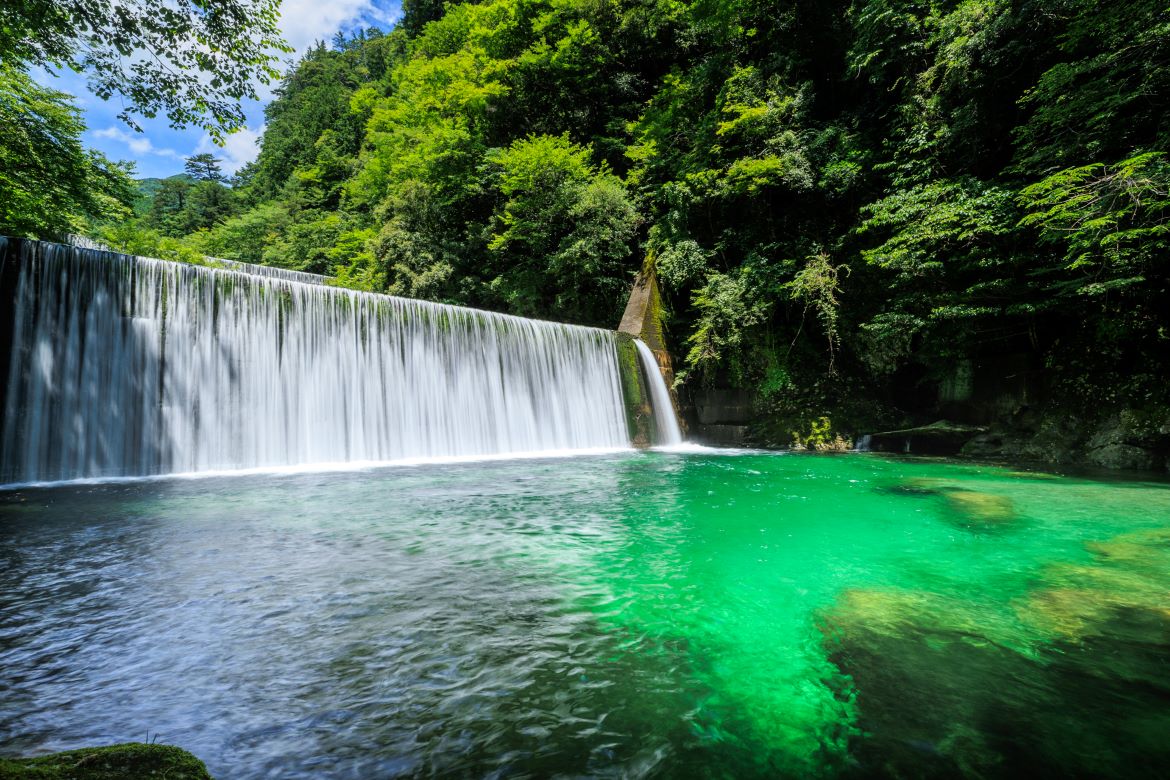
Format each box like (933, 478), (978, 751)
(1085, 443), (1160, 471)
(866, 421), (987, 456)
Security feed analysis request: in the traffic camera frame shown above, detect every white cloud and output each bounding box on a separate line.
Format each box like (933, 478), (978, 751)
(93, 126), (183, 160)
(278, 0), (395, 53)
(248, 1), (399, 103)
(195, 125), (265, 174)
(195, 3), (401, 170)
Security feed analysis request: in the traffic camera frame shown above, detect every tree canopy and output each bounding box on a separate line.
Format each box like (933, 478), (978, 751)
(1, 0), (289, 139)
(185, 154), (226, 182)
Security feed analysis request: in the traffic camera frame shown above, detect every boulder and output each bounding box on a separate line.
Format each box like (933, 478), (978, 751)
(0, 744), (212, 780)
(1085, 443), (1159, 471)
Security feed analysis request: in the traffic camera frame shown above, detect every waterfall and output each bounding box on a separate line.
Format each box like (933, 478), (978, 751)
(633, 339), (682, 446)
(63, 233), (331, 286)
(0, 239), (631, 484)
(213, 258), (329, 286)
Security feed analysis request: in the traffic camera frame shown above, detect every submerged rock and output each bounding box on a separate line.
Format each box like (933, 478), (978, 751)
(1086, 527), (1170, 568)
(877, 479), (1019, 531)
(942, 490), (1016, 531)
(821, 529), (1170, 777)
(819, 589), (1027, 778)
(874, 477), (953, 497)
(821, 586), (1170, 777)
(820, 588), (1019, 649)
(1018, 528), (1170, 669)
(0, 743), (212, 779)
(1003, 470), (1061, 480)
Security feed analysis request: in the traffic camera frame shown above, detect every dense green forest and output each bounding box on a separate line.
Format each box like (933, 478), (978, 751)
(3, 0), (1169, 455)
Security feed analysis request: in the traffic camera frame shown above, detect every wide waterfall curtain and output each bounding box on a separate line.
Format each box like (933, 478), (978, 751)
(0, 239), (630, 483)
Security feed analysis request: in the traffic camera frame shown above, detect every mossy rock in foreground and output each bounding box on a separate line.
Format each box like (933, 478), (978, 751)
(0, 743), (212, 780)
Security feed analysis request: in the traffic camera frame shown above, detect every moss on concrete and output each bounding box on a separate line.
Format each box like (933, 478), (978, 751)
(639, 263), (667, 355)
(0, 743), (212, 780)
(615, 332), (654, 447)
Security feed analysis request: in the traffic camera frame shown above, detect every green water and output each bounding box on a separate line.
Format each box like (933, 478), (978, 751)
(579, 453), (1170, 776)
(2, 450), (1168, 777)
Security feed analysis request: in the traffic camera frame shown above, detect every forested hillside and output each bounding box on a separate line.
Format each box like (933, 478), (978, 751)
(13, 0), (1170, 458)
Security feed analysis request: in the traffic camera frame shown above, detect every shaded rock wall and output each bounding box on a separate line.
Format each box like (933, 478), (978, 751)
(936, 353), (1043, 425)
(866, 352), (1170, 473)
(691, 388), (753, 446)
(963, 408), (1170, 473)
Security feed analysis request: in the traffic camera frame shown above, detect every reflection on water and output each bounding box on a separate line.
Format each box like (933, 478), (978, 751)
(1, 452), (1169, 777)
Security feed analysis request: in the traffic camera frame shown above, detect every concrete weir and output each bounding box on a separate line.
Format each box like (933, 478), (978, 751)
(616, 263), (684, 446)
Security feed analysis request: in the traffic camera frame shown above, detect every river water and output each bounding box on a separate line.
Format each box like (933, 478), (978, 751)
(2, 450), (1168, 777)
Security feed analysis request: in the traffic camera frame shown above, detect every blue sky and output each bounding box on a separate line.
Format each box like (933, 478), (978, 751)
(40, 0), (402, 180)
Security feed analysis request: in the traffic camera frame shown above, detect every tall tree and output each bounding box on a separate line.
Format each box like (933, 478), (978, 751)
(185, 153), (226, 182)
(145, 178), (194, 235)
(399, 0), (449, 36)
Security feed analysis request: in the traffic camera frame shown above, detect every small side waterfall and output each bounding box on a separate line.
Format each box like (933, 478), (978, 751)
(0, 239), (631, 484)
(633, 339), (683, 446)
